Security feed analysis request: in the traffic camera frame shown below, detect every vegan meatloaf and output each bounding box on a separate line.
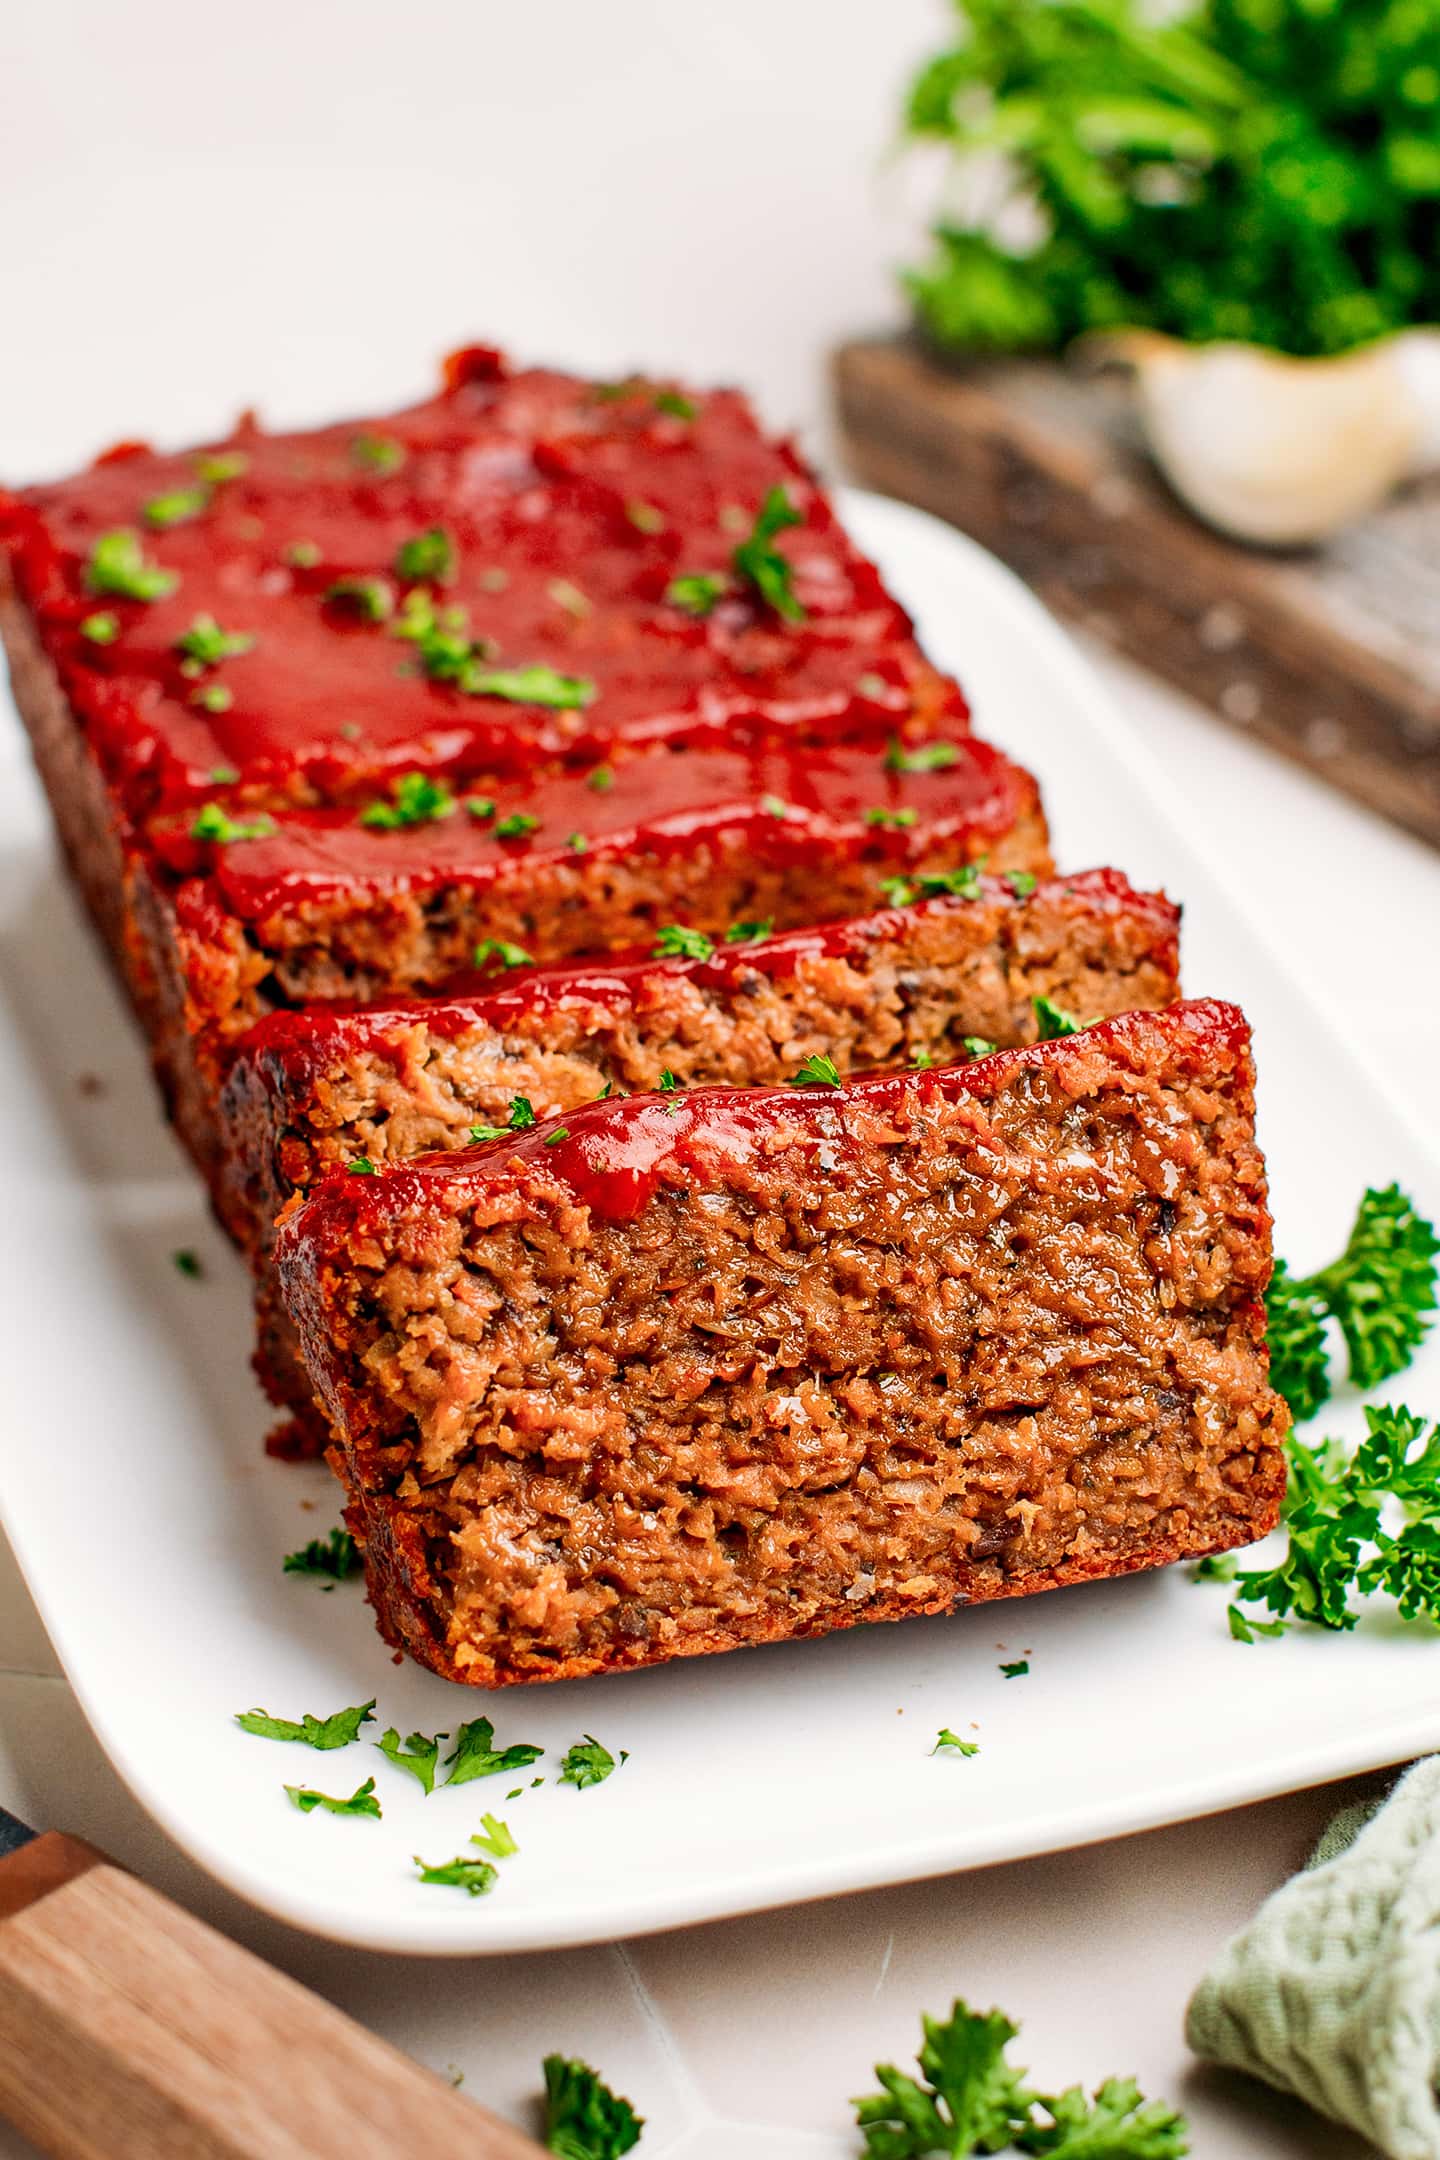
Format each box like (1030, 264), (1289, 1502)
(0, 345), (1023, 1186)
(139, 730), (1048, 1186)
(225, 864), (1180, 1445)
(275, 998), (1286, 1689)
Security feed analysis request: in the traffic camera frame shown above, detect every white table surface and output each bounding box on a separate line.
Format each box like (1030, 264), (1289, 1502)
(3, 5), (1438, 2153)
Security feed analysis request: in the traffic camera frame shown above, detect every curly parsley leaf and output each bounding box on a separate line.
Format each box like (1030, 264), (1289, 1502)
(470, 1812), (519, 1859)
(282, 1526), (362, 1581)
(558, 1735), (624, 1789)
(414, 1853), (497, 1897)
(542, 2054), (644, 2159)
(443, 1717), (544, 1787)
(236, 1698), (375, 1750)
(1229, 1404), (1440, 1639)
(1017, 2076), (1189, 2157)
(1266, 1185), (1437, 1420)
(732, 484), (806, 623)
(1033, 996), (1084, 1041)
(286, 1776), (382, 1819)
(854, 1999), (1035, 2157)
(85, 529), (180, 601)
(376, 1727), (445, 1795)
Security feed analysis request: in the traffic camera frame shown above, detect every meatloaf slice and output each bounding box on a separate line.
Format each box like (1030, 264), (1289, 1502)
(135, 732), (1049, 1184)
(275, 999), (1287, 1689)
(227, 864), (1179, 1445)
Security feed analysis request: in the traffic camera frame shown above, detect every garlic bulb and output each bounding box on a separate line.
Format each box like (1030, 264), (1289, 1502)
(1081, 327), (1440, 547)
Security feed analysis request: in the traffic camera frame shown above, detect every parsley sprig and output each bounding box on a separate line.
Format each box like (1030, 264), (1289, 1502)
(1265, 1184), (1438, 1423)
(732, 485), (806, 623)
(236, 1698), (375, 1750)
(543, 2055), (644, 2159)
(853, 1998), (1186, 2158)
(377, 1727), (444, 1794)
(443, 1716), (544, 1787)
(1228, 1403), (1440, 1641)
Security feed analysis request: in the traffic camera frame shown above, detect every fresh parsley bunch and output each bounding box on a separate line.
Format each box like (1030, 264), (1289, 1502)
(853, 1998), (1187, 2157)
(901, 0), (1440, 359)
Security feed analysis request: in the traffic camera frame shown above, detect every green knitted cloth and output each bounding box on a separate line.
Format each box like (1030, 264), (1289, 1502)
(1187, 1757), (1440, 2159)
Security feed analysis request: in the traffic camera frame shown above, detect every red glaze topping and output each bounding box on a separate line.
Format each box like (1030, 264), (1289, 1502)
(235, 866), (1177, 1083)
(279, 1000), (1250, 1245)
(1, 355), (966, 824)
(158, 732), (1034, 924)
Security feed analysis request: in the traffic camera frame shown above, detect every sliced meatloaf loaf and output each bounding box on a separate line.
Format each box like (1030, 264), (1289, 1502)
(138, 731), (1048, 1186)
(227, 864), (1179, 1444)
(275, 999), (1287, 1689)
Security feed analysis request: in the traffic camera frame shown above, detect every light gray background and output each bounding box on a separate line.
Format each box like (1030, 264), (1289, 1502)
(3, 5), (1438, 2152)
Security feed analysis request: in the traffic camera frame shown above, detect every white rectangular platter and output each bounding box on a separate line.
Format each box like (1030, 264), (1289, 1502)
(2, 488), (1437, 1955)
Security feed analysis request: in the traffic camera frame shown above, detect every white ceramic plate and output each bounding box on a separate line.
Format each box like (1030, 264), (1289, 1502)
(2, 490), (1437, 1956)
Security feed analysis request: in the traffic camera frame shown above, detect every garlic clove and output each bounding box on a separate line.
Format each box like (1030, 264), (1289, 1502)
(1079, 328), (1438, 548)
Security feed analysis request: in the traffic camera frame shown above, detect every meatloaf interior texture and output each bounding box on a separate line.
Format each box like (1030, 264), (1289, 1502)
(230, 865), (1181, 1446)
(276, 1000), (1287, 1689)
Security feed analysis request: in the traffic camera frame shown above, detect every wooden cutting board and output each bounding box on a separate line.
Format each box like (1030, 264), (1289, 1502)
(832, 333), (1440, 852)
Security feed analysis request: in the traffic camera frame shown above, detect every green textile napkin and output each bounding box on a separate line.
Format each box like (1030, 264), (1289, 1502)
(1187, 1757), (1440, 2159)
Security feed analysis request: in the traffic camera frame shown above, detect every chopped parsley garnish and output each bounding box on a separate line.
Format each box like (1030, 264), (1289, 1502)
(377, 1727), (444, 1795)
(732, 484), (806, 622)
(1006, 871), (1039, 898)
(350, 433), (406, 473)
(189, 803), (275, 846)
(1226, 1403), (1440, 1641)
(962, 1037), (997, 1058)
(653, 923), (715, 961)
(326, 575), (394, 622)
(394, 528), (454, 582)
(473, 938), (532, 969)
(665, 572), (726, 616)
(282, 1526), (362, 1580)
(348, 1156), (376, 1174)
(1265, 1184), (1438, 1422)
(285, 1776), (382, 1819)
(85, 529), (178, 602)
(467, 796), (496, 821)
(880, 876), (916, 907)
(443, 1716), (544, 1787)
(470, 1096), (539, 1144)
(587, 764), (615, 792)
(568, 831), (589, 853)
(236, 1698), (375, 1750)
(885, 738), (959, 774)
(469, 1812), (519, 1860)
(359, 771), (457, 829)
(932, 1728), (980, 1758)
(414, 1853), (497, 1897)
(190, 683), (233, 713)
(853, 1996), (1187, 2159)
(865, 806), (918, 830)
(1033, 995), (1084, 1040)
(284, 539), (322, 568)
(543, 2055), (644, 2159)
(726, 918), (773, 943)
(194, 451), (248, 484)
(624, 498), (665, 534)
(143, 486), (210, 529)
(999, 1659), (1029, 1678)
(545, 1127), (571, 1145)
(913, 1050), (934, 1070)
(210, 764), (239, 782)
(657, 1071), (681, 1093)
(654, 389), (697, 420)
(918, 866), (984, 902)
(171, 1248), (202, 1278)
(1192, 1553), (1237, 1582)
(548, 578), (591, 617)
(494, 811), (541, 840)
(468, 666), (596, 710)
(788, 1053), (842, 1088)
(760, 794), (794, 820)
(559, 1735), (624, 1789)
(80, 611), (120, 644)
(176, 613), (255, 668)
